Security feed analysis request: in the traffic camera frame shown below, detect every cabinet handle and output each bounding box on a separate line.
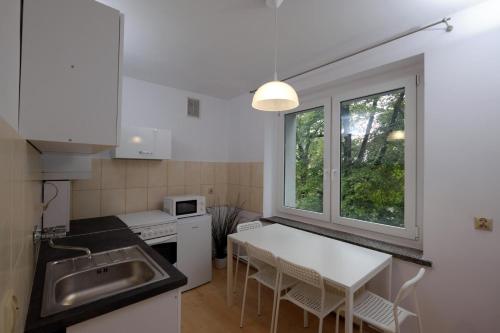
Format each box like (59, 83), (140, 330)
(192, 226), (200, 229)
(139, 150), (153, 155)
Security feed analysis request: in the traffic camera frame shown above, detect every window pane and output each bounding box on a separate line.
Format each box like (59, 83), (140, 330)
(340, 88), (405, 227)
(284, 107), (324, 213)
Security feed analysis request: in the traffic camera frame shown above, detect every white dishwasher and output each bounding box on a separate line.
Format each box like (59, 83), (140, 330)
(176, 214), (212, 291)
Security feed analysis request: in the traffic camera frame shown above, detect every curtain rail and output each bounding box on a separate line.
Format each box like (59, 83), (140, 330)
(250, 17), (452, 93)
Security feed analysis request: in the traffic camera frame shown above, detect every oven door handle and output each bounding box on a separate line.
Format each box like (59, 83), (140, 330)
(146, 234), (177, 246)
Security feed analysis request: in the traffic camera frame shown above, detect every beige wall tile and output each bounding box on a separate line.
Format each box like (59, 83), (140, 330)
(215, 162), (228, 184)
(0, 117), (42, 329)
(148, 186), (167, 210)
(200, 162), (215, 185)
(184, 161), (201, 186)
(72, 190), (101, 219)
(73, 159), (101, 190)
(239, 163), (251, 186)
(147, 160), (167, 187)
(125, 188), (148, 213)
(101, 189), (125, 216)
(201, 184), (215, 207)
(168, 160), (185, 187)
(227, 184), (240, 204)
(185, 184), (201, 195)
(250, 187), (263, 213)
(228, 163), (240, 185)
(214, 183), (228, 205)
(126, 160), (148, 188)
(250, 162), (264, 188)
(101, 159), (126, 189)
(167, 186), (185, 196)
(238, 185), (251, 211)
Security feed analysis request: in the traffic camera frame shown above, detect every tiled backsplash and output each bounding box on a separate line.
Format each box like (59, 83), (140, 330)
(71, 160), (263, 219)
(0, 117), (42, 332)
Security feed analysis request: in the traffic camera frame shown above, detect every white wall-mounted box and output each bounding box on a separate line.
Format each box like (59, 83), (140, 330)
(112, 126), (172, 160)
(19, 0), (123, 153)
(41, 153), (92, 180)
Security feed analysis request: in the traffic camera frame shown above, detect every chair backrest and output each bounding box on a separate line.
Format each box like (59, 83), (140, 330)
(278, 257), (323, 289)
(237, 221), (263, 233)
(392, 268), (425, 332)
(393, 268), (426, 308)
(245, 242), (277, 267)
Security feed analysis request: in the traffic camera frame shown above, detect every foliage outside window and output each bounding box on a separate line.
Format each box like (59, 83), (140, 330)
(340, 88), (406, 228)
(284, 107), (324, 213)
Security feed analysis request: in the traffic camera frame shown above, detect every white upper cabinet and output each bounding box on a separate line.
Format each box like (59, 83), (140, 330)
(112, 126), (172, 160)
(19, 0), (123, 153)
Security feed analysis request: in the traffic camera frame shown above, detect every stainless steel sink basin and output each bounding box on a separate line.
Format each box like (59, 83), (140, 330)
(41, 245), (168, 317)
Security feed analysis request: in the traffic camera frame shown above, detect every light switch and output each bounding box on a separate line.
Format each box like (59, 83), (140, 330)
(474, 217), (493, 231)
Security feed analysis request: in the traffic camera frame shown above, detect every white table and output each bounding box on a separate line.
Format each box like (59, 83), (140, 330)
(227, 224), (392, 333)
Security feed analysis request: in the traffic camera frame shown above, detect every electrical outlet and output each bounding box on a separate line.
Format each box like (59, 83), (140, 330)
(474, 217), (493, 231)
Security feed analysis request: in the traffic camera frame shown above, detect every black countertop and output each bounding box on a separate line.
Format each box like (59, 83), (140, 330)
(25, 216), (187, 333)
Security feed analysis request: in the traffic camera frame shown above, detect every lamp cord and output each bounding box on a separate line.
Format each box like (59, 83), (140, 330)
(274, 4), (278, 81)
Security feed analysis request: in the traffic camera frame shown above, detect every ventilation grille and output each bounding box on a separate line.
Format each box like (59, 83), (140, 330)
(187, 98), (200, 118)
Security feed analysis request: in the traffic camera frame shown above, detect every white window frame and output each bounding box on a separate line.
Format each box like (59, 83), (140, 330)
(276, 98), (331, 222)
(331, 76), (417, 239)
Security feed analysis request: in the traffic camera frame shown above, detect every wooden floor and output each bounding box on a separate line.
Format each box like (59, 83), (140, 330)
(182, 259), (376, 333)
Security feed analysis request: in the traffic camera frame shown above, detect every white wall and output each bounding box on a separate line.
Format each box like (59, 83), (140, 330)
(0, 0), (21, 129)
(227, 1), (500, 332)
(226, 93), (268, 162)
(121, 76), (230, 161)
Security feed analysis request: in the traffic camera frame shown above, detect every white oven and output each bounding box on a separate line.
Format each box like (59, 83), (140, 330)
(163, 195), (206, 218)
(117, 210), (178, 265)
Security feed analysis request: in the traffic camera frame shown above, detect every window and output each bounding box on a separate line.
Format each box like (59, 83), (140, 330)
(339, 88), (406, 228)
(279, 99), (331, 221)
(278, 75), (418, 239)
(284, 107), (325, 213)
(333, 77), (417, 238)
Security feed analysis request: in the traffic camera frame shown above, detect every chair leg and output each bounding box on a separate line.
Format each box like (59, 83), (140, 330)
(273, 298), (281, 333)
(335, 311), (340, 333)
(303, 310), (309, 327)
(233, 246), (240, 293)
(240, 260), (251, 327)
(318, 317), (323, 333)
(270, 288), (278, 333)
(359, 320), (363, 333)
(257, 282), (262, 315)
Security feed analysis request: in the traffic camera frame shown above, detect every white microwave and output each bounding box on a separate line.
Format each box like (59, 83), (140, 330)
(163, 195), (206, 218)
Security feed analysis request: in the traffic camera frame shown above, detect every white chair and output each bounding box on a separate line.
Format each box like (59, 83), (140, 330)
(240, 243), (297, 333)
(274, 258), (345, 333)
(335, 268), (426, 333)
(233, 221), (263, 292)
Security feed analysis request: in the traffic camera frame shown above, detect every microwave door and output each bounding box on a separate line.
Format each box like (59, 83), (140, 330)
(176, 200), (197, 216)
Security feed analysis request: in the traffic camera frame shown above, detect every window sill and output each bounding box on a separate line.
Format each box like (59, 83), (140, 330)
(260, 216), (432, 267)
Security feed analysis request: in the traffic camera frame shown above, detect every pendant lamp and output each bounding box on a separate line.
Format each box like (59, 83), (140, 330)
(252, 0), (299, 112)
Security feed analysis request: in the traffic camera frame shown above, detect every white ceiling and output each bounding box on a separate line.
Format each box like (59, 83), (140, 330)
(98, 0), (485, 99)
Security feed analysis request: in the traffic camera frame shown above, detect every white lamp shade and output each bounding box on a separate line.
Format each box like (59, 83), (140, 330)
(252, 80), (299, 111)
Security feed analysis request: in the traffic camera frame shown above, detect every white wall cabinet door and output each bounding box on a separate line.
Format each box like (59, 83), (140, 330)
(113, 126), (172, 159)
(177, 215), (212, 291)
(19, 0), (122, 153)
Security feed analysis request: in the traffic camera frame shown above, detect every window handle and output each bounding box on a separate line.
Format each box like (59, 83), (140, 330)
(331, 169), (337, 181)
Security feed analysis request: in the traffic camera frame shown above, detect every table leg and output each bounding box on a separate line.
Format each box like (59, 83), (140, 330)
(227, 238), (234, 306)
(345, 288), (354, 333)
(386, 261), (392, 301)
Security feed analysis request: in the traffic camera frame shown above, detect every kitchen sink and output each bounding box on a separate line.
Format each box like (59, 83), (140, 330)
(41, 245), (168, 317)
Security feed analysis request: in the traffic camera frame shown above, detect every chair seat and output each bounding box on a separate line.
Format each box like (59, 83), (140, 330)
(282, 282), (345, 318)
(352, 291), (416, 332)
(250, 267), (297, 291)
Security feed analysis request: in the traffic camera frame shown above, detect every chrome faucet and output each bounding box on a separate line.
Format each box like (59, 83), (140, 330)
(49, 238), (92, 259)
